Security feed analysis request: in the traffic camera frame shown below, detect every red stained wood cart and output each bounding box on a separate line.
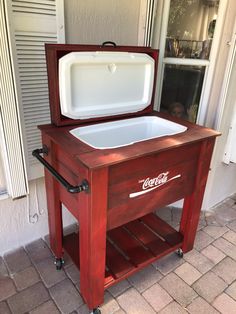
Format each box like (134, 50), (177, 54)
(33, 43), (220, 313)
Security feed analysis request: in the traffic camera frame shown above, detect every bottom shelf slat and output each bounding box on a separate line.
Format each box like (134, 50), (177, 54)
(63, 213), (183, 289)
(141, 214), (183, 246)
(107, 227), (154, 267)
(106, 241), (135, 278)
(124, 219), (171, 256)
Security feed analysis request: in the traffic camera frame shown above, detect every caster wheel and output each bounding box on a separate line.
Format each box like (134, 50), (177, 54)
(176, 248), (183, 258)
(54, 258), (64, 270)
(91, 308), (101, 314)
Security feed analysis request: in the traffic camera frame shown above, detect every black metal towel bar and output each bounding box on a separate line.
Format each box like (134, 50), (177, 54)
(32, 146), (89, 194)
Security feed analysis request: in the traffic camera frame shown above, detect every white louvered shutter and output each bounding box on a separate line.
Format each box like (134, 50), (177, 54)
(5, 0), (65, 180)
(0, 1), (28, 198)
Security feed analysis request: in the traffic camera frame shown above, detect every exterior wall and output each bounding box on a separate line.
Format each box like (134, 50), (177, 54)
(0, 178), (76, 255)
(64, 0), (141, 45)
(202, 0), (236, 209)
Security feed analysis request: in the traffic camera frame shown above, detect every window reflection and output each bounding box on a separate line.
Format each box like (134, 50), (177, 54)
(165, 0), (219, 59)
(160, 64), (205, 122)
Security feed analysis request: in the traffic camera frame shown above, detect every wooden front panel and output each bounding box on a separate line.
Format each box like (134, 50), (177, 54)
(107, 143), (201, 230)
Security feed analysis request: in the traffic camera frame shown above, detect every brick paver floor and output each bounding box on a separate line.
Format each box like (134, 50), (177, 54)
(1, 194), (236, 313)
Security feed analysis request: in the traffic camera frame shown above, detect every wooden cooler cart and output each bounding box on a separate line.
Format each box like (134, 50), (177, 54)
(33, 43), (220, 313)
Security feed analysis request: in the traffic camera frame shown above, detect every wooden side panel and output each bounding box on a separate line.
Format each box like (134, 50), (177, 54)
(180, 138), (216, 252)
(59, 188), (79, 221)
(55, 149), (88, 221)
(42, 143), (89, 222)
(107, 143), (200, 229)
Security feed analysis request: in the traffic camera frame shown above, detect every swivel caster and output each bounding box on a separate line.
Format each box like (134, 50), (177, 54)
(54, 258), (64, 270)
(91, 308), (101, 314)
(176, 248), (183, 258)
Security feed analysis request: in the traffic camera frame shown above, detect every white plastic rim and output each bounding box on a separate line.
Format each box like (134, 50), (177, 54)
(70, 116), (187, 149)
(59, 51), (155, 119)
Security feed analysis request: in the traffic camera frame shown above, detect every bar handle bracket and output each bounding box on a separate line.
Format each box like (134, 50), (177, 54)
(32, 146), (89, 194)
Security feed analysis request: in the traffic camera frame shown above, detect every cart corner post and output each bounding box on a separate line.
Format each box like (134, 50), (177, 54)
(79, 167), (109, 310)
(180, 137), (216, 253)
(43, 135), (63, 260)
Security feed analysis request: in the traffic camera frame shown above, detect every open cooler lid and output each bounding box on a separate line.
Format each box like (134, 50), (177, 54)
(59, 52), (154, 120)
(45, 44), (158, 126)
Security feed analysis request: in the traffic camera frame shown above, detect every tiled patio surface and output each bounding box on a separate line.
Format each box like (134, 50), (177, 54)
(1, 195), (236, 314)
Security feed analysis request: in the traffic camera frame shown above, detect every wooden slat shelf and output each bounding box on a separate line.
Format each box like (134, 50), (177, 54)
(63, 213), (183, 289)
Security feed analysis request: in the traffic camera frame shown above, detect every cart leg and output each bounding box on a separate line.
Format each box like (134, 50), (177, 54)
(45, 171), (63, 260)
(179, 139), (215, 253)
(180, 194), (202, 253)
(79, 168), (108, 310)
(43, 138), (63, 262)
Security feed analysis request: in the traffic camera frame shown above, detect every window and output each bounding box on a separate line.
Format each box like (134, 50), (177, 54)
(166, 0), (218, 60)
(154, 0), (226, 124)
(160, 64), (205, 122)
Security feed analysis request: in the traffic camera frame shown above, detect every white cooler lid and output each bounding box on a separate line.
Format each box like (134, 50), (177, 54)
(59, 51), (154, 119)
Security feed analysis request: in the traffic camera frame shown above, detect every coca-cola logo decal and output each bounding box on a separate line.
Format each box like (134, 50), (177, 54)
(129, 172), (181, 198)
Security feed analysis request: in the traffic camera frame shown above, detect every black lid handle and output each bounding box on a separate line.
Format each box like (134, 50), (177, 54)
(101, 41), (117, 47)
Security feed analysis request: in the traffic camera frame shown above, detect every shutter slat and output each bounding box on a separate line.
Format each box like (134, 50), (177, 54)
(22, 88), (49, 93)
(12, 2), (55, 9)
(12, 0), (56, 16)
(12, 8), (55, 16)
(12, 0), (55, 5)
(21, 99), (49, 105)
(21, 83), (48, 88)
(18, 70), (47, 75)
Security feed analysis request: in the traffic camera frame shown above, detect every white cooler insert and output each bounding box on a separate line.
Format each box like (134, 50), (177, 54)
(59, 51), (187, 149)
(70, 116), (187, 149)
